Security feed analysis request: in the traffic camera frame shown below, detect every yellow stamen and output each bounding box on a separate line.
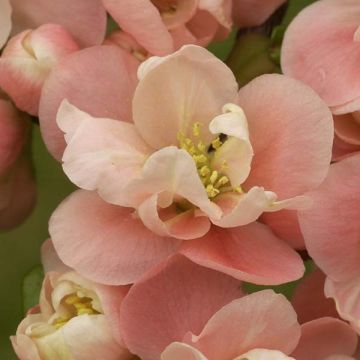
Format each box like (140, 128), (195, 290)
(216, 176), (229, 187)
(209, 171), (218, 184)
(200, 166), (211, 177)
(192, 122), (202, 137)
(193, 154), (208, 165)
(234, 186), (243, 194)
(77, 308), (96, 316)
(211, 137), (222, 150)
(206, 184), (220, 198)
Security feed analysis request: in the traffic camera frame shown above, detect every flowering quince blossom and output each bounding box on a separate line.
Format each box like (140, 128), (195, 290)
(48, 45), (334, 286)
(0, 96), (36, 229)
(281, 0), (360, 159)
(119, 255), (358, 360)
(11, 241), (132, 360)
(102, 0), (287, 57)
(299, 154), (360, 336)
(0, 24), (80, 115)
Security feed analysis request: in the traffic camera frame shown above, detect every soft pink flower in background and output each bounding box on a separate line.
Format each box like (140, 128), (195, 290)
(0, 98), (35, 229)
(0, 24), (79, 115)
(299, 154), (360, 335)
(119, 256), (357, 360)
(281, 0), (360, 159)
(11, 241), (131, 360)
(45, 45), (334, 287)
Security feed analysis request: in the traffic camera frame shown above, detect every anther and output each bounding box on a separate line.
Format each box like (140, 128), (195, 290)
(206, 184), (220, 198)
(210, 171), (218, 184)
(200, 166), (211, 177)
(216, 176), (229, 187)
(192, 122), (202, 137)
(211, 137), (222, 150)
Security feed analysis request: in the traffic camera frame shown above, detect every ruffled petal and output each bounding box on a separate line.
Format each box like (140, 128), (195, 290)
(299, 154), (360, 281)
(10, 0), (107, 47)
(57, 101), (152, 205)
(281, 0), (360, 109)
(39, 45), (139, 160)
(190, 290), (300, 358)
(49, 190), (180, 285)
(198, 0), (232, 29)
(291, 317), (358, 360)
(133, 45), (238, 149)
(181, 222), (305, 285)
(120, 255), (243, 360)
(161, 343), (207, 360)
(238, 74), (333, 199)
(334, 113), (360, 146)
(236, 349), (294, 360)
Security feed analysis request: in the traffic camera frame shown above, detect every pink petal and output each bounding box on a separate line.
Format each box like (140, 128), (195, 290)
(281, 0), (360, 108)
(291, 269), (338, 324)
(10, 0), (107, 47)
(133, 45), (238, 149)
(325, 277), (360, 334)
(190, 290), (301, 358)
(332, 135), (360, 161)
(120, 255), (244, 360)
(181, 222), (305, 285)
(239, 74), (333, 199)
(102, 0), (173, 55)
(334, 113), (360, 146)
(0, 24), (79, 115)
(39, 45), (139, 160)
(260, 210), (305, 249)
(49, 190), (180, 285)
(232, 0), (286, 28)
(161, 343), (208, 360)
(291, 318), (358, 360)
(0, 0), (11, 48)
(298, 154), (360, 281)
(138, 194), (211, 240)
(57, 101), (152, 205)
(186, 10), (219, 46)
(237, 349), (295, 360)
(41, 239), (71, 273)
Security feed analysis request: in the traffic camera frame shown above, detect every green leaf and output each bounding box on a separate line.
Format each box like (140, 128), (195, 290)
(207, 29), (237, 61)
(22, 265), (44, 314)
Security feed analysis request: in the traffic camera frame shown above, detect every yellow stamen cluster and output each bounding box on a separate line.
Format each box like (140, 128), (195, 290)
(53, 294), (99, 329)
(177, 123), (231, 199)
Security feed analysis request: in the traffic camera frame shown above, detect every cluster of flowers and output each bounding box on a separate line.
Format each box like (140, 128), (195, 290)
(1, 0), (360, 358)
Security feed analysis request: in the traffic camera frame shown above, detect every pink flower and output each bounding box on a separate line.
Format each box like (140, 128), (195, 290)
(299, 153), (360, 336)
(2, 0), (106, 49)
(48, 45), (333, 286)
(11, 241), (132, 360)
(119, 255), (358, 360)
(0, 98), (36, 229)
(281, 0), (360, 159)
(102, 0), (286, 56)
(0, 24), (79, 115)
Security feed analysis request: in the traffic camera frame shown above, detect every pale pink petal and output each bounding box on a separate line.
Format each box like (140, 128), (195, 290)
(236, 349), (295, 360)
(170, 25), (198, 49)
(120, 255), (244, 360)
(260, 210), (305, 250)
(181, 222), (305, 285)
(57, 101), (152, 205)
(0, 0), (11, 48)
(298, 154), (360, 281)
(332, 135), (360, 161)
(334, 113), (360, 146)
(232, 0), (286, 28)
(325, 277), (360, 334)
(190, 290), (300, 358)
(0, 155), (36, 230)
(199, 0), (232, 29)
(281, 0), (360, 108)
(161, 343), (208, 360)
(39, 45), (139, 160)
(239, 74), (333, 199)
(0, 24), (79, 115)
(103, 0), (174, 55)
(124, 146), (222, 219)
(138, 194), (211, 239)
(291, 318), (358, 360)
(49, 190), (180, 285)
(292, 269), (338, 324)
(10, 0), (107, 47)
(41, 239), (71, 273)
(133, 45), (238, 149)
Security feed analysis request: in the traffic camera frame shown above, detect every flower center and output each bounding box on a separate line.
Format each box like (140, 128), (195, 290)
(177, 123), (242, 199)
(52, 293), (100, 329)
